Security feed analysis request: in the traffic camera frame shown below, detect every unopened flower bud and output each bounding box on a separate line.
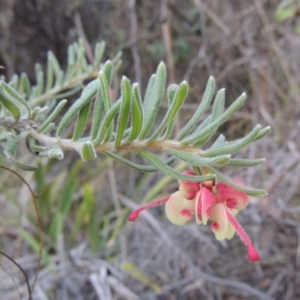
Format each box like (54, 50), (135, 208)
(178, 171), (200, 200)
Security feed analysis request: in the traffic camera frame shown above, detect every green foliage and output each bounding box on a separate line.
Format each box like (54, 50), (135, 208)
(0, 38), (269, 197)
(274, 0), (300, 34)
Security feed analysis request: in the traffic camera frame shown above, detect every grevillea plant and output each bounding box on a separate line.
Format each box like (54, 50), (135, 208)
(129, 171), (260, 262)
(0, 39), (269, 261)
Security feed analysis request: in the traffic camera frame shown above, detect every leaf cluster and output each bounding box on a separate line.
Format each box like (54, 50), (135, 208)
(0, 39), (269, 197)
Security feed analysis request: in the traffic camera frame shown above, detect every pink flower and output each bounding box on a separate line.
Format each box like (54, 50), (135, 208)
(128, 171), (260, 262)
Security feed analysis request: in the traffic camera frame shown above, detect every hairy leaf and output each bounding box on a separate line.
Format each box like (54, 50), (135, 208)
(38, 100), (67, 133)
(93, 99), (121, 145)
(177, 76), (215, 141)
(148, 81), (188, 142)
(115, 76), (132, 148)
(106, 151), (175, 172)
(126, 83), (143, 142)
(72, 101), (91, 141)
(56, 79), (98, 137)
(182, 93), (246, 145)
(0, 84), (21, 121)
(227, 158), (265, 167)
(138, 150), (215, 182)
(168, 149), (230, 166)
(201, 125), (261, 157)
(139, 62), (166, 139)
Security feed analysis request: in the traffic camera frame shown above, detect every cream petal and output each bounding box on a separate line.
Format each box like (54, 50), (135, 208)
(226, 223), (235, 240)
(165, 191), (195, 226)
(210, 203), (228, 240)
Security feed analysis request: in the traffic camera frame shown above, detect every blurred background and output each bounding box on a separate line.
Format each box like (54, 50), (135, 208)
(0, 0), (300, 299)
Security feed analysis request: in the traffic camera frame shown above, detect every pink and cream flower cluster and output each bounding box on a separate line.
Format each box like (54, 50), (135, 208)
(128, 171), (260, 262)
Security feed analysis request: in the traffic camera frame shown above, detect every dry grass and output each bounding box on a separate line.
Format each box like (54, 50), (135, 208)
(1, 0), (300, 299)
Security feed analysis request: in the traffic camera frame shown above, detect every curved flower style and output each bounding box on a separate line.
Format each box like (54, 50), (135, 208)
(128, 171), (260, 262)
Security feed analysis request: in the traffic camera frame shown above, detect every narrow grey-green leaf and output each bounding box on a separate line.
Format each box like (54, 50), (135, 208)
(1, 81), (31, 116)
(92, 99), (121, 145)
(211, 89), (225, 120)
(38, 100), (67, 133)
(194, 115), (212, 133)
(227, 158), (265, 167)
(162, 85), (178, 139)
(177, 76), (216, 141)
(76, 39), (87, 74)
(147, 81), (188, 142)
(80, 141), (97, 162)
(126, 83), (143, 142)
(19, 73), (31, 98)
(9, 74), (19, 89)
(168, 149), (230, 166)
(201, 125), (261, 157)
(139, 62), (167, 139)
(45, 51), (56, 91)
(182, 93), (246, 145)
(138, 150), (215, 182)
(193, 102), (226, 146)
(106, 151), (175, 172)
(56, 79), (98, 137)
(30, 107), (41, 120)
(188, 115), (212, 147)
(93, 41), (106, 70)
(98, 71), (111, 111)
(72, 101), (91, 141)
(115, 76), (131, 148)
(211, 134), (226, 148)
(90, 85), (105, 140)
(253, 126), (271, 141)
(40, 123), (55, 134)
(143, 74), (155, 114)
(10, 160), (38, 171)
(207, 166), (268, 197)
(194, 132), (214, 148)
(48, 51), (63, 87)
(162, 119), (176, 140)
(65, 44), (76, 81)
(34, 63), (44, 97)
(102, 60), (113, 87)
(167, 84), (178, 105)
(0, 84), (21, 121)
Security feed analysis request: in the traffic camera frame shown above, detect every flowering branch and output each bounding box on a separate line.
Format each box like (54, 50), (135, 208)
(0, 39), (269, 198)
